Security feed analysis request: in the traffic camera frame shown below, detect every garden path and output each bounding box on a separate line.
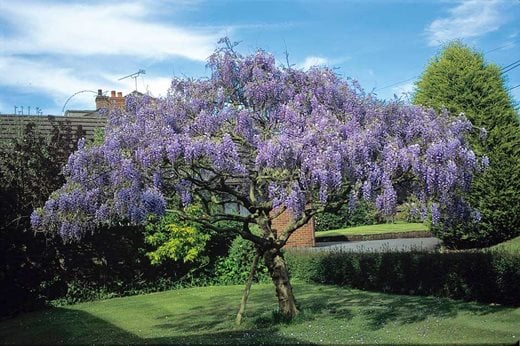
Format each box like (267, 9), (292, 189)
(313, 237), (441, 252)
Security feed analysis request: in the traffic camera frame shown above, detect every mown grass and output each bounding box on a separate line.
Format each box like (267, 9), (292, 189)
(316, 222), (429, 238)
(490, 235), (520, 253)
(1, 282), (518, 345)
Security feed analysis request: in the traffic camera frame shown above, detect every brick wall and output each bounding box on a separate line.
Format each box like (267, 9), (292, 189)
(271, 209), (315, 248)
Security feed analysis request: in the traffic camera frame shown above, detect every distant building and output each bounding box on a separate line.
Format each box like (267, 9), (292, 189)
(0, 89), (129, 142)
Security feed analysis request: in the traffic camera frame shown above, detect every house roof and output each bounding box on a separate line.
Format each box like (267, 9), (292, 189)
(64, 109), (101, 117)
(0, 114), (107, 143)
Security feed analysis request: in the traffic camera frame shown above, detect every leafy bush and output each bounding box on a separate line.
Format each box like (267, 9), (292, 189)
(0, 121), (232, 317)
(145, 207), (211, 265)
(50, 277), (201, 307)
(0, 121), (82, 317)
(285, 249), (520, 306)
(214, 236), (269, 285)
(315, 200), (378, 232)
(395, 196), (424, 223)
(44, 218), (235, 307)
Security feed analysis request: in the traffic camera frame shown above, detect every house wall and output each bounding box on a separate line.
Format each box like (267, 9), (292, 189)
(271, 209), (315, 248)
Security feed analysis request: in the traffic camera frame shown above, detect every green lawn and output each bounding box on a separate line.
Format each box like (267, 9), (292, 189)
(1, 282), (518, 345)
(316, 222), (429, 238)
(490, 235), (520, 253)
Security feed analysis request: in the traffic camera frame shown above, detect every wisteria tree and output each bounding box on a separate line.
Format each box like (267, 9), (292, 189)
(32, 40), (485, 319)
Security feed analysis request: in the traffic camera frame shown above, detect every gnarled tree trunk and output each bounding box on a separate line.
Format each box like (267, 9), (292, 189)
(263, 247), (299, 319)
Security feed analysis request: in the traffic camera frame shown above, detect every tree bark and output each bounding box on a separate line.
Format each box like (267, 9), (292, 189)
(263, 247), (299, 319)
(235, 251), (260, 325)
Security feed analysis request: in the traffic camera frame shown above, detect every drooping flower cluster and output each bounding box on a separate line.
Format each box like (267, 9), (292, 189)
(32, 41), (484, 241)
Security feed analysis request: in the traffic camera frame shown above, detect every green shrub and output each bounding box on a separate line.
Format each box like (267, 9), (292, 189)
(145, 208), (211, 265)
(214, 236), (269, 285)
(0, 121), (82, 317)
(315, 200), (378, 232)
(285, 249), (520, 306)
(0, 121), (238, 316)
(50, 277), (196, 306)
(395, 197), (424, 223)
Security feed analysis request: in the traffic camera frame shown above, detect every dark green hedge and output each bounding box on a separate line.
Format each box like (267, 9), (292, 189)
(285, 249), (520, 306)
(0, 122), (234, 318)
(314, 200), (378, 232)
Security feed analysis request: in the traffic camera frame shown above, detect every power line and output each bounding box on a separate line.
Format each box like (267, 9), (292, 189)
(500, 58), (520, 75)
(486, 41), (516, 54)
(501, 58), (520, 70)
(374, 76), (418, 91)
(508, 84), (520, 91)
(374, 56), (519, 95)
(502, 63), (520, 74)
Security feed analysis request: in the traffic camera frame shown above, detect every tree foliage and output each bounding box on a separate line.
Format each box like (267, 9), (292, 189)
(144, 206), (210, 265)
(0, 121), (82, 316)
(33, 39), (484, 319)
(314, 200), (378, 232)
(413, 41), (520, 247)
(0, 121), (200, 317)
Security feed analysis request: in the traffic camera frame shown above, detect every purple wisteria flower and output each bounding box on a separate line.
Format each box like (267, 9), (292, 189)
(32, 41), (484, 242)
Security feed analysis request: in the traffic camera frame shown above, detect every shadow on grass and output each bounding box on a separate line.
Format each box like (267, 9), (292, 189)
(0, 307), (312, 345)
(0, 307), (142, 344)
(0, 283), (513, 344)
(153, 283), (510, 335)
(291, 284), (511, 331)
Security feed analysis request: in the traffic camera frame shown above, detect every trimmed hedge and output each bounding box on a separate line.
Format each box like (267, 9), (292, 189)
(285, 249), (520, 306)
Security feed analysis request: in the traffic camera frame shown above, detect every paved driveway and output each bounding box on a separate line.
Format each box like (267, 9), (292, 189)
(312, 237), (441, 252)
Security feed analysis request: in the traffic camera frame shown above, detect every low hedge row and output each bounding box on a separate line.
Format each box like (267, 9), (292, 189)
(285, 249), (520, 306)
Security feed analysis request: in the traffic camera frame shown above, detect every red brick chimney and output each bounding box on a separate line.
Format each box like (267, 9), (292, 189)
(95, 89), (125, 111)
(111, 90), (125, 109)
(95, 89), (109, 109)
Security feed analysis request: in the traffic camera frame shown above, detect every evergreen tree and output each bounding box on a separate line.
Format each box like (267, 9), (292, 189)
(414, 41), (520, 247)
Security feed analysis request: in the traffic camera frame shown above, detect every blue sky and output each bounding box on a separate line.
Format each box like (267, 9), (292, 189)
(0, 0), (518, 115)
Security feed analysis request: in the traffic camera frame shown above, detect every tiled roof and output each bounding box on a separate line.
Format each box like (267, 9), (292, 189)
(0, 114), (107, 142)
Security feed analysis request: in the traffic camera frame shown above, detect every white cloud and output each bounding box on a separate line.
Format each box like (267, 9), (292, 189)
(298, 56), (329, 70)
(105, 73), (173, 98)
(426, 0), (503, 46)
(0, 56), (103, 109)
(139, 77), (173, 98)
(0, 1), (223, 61)
(392, 82), (416, 97)
(0, 1), (226, 113)
(0, 56), (176, 113)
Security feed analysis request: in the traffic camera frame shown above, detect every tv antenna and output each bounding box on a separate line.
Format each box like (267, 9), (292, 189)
(118, 69), (146, 91)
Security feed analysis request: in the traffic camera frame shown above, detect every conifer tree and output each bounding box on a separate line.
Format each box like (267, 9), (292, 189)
(414, 41), (520, 247)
